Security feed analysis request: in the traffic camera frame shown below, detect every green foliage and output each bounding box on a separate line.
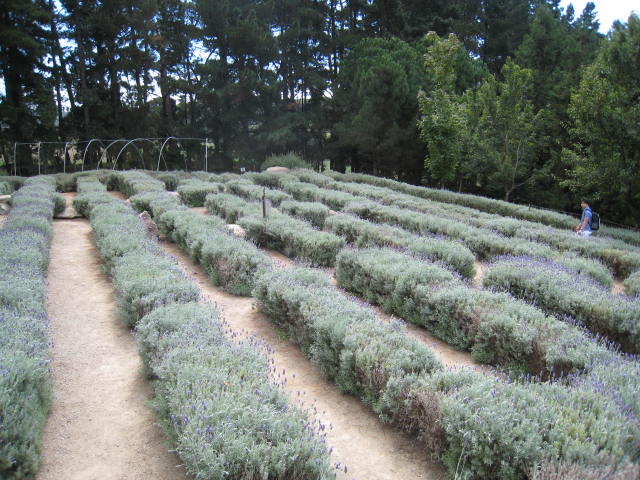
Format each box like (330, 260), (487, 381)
(563, 15), (640, 226)
(253, 267), (442, 409)
(335, 248), (611, 375)
(260, 152), (310, 171)
(226, 180), (293, 206)
(624, 270), (640, 296)
(279, 200), (330, 228)
(239, 214), (344, 267)
(0, 178), (56, 479)
(136, 303), (334, 480)
(176, 179), (224, 207)
(485, 256), (640, 354)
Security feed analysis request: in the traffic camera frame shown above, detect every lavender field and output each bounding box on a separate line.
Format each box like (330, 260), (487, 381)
(2, 169), (639, 480)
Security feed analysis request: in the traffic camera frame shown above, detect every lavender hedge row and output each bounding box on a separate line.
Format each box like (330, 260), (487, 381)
(0, 177), (56, 479)
(205, 192), (345, 267)
(326, 177), (633, 281)
(325, 213), (476, 278)
(128, 190), (272, 296)
(485, 256), (640, 354)
(335, 247), (613, 376)
(79, 184), (333, 479)
(226, 179), (293, 206)
(254, 265), (639, 478)
(175, 178), (224, 207)
(325, 169), (640, 248)
(624, 270), (640, 296)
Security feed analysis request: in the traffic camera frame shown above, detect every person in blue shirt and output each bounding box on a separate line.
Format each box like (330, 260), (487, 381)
(575, 199), (593, 237)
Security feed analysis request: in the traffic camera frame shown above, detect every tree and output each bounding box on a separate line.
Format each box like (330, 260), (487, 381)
(331, 36), (426, 182)
(464, 59), (542, 201)
(418, 32), (486, 185)
(563, 14), (640, 225)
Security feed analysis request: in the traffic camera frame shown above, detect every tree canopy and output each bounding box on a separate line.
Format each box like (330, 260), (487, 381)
(1, 0), (639, 225)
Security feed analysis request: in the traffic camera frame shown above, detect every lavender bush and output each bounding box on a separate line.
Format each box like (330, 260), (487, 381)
(0, 177), (56, 479)
(485, 256), (640, 353)
(137, 302), (335, 480)
(176, 179), (224, 206)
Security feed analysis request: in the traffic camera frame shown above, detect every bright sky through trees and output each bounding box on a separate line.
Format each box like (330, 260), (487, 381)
(560, 0), (638, 32)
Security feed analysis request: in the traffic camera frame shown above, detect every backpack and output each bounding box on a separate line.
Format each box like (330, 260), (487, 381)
(591, 211), (600, 231)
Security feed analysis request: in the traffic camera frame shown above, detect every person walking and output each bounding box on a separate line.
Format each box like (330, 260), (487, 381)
(575, 199), (593, 237)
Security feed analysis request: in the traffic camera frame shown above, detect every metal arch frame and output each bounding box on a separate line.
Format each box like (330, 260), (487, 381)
(157, 137), (209, 172)
(81, 139), (108, 172)
(97, 139), (128, 169)
(112, 138), (159, 170)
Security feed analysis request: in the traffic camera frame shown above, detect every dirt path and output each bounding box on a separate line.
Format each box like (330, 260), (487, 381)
(37, 208), (189, 479)
(0, 214), (6, 229)
(161, 241), (447, 480)
(612, 279), (626, 295)
(472, 260), (487, 288)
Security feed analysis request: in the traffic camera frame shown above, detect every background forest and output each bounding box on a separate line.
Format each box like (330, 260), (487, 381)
(1, 0), (639, 225)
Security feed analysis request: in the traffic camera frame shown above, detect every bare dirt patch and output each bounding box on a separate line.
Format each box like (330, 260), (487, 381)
(0, 214), (7, 229)
(161, 241), (447, 480)
(612, 279), (626, 295)
(472, 260), (487, 289)
(36, 215), (188, 480)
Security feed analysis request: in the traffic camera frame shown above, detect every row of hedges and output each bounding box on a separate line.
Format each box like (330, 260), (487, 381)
(75, 179), (335, 479)
(117, 171), (640, 478)
(324, 176), (637, 280)
(0, 177), (56, 479)
(325, 213), (476, 278)
(324, 169), (640, 247)
(335, 247), (613, 377)
(485, 256), (640, 354)
(253, 263), (639, 479)
(205, 192), (345, 267)
(175, 178), (224, 206)
(226, 179), (293, 206)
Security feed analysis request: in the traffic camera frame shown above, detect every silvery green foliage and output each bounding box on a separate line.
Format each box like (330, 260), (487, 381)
(176, 179), (224, 207)
(239, 214), (345, 267)
(335, 248), (613, 375)
(329, 175), (640, 278)
(226, 180), (293, 206)
(324, 214), (476, 278)
(251, 171), (298, 189)
(0, 177), (56, 479)
(253, 267), (442, 409)
(485, 256), (640, 354)
(136, 303), (334, 480)
(80, 193), (199, 327)
(282, 181), (359, 210)
(279, 199), (330, 228)
(291, 168), (336, 187)
(112, 170), (165, 197)
(624, 269), (640, 296)
(205, 192), (261, 223)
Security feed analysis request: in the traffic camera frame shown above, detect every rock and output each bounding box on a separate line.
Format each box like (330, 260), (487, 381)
(226, 224), (246, 238)
(265, 166), (290, 173)
(138, 211), (159, 241)
(0, 195), (11, 202)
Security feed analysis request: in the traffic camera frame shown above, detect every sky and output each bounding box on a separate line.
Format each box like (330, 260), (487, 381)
(559, 0), (638, 32)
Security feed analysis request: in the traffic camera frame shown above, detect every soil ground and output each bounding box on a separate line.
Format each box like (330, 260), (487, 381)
(36, 194), (189, 480)
(161, 240), (448, 480)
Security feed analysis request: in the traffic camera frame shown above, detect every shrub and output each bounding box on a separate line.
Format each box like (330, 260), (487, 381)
(324, 214), (476, 278)
(226, 180), (292, 206)
(335, 248), (611, 375)
(205, 192), (262, 223)
(239, 214), (345, 267)
(176, 179), (224, 207)
(624, 269), (640, 296)
(251, 171), (299, 189)
(253, 267), (442, 409)
(485, 256), (640, 354)
(53, 193), (66, 215)
(0, 177), (56, 479)
(260, 152), (310, 171)
(136, 303), (334, 480)
(111, 170), (165, 197)
(279, 199), (330, 228)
